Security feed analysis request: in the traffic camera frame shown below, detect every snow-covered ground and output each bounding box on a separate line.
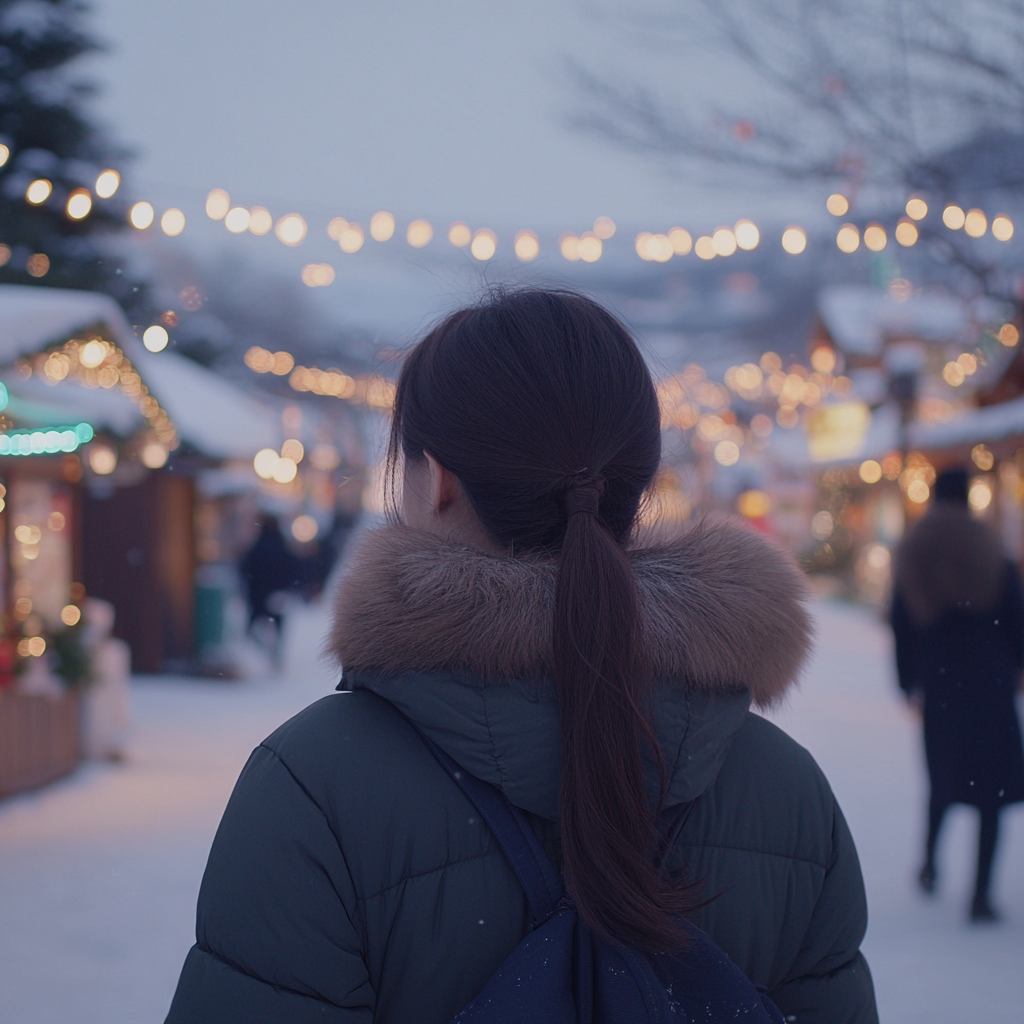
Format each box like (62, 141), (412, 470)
(1, 598), (1022, 1023)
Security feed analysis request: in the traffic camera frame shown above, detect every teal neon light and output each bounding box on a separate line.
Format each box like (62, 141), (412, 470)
(0, 423), (94, 456)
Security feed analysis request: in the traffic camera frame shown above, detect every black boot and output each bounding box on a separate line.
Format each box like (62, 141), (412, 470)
(917, 863), (936, 895)
(970, 896), (1000, 923)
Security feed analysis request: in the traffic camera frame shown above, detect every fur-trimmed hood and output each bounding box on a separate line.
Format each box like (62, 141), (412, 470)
(331, 516), (813, 818)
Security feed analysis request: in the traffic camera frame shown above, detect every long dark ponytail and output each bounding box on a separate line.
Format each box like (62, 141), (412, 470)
(388, 289), (696, 950)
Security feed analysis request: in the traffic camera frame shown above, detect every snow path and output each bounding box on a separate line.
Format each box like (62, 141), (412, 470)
(0, 599), (1022, 1023)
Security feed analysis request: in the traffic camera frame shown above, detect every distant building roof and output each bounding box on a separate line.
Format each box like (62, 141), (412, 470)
(0, 285), (280, 459)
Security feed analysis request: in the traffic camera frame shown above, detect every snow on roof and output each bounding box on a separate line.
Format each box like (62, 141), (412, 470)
(0, 285), (280, 459)
(910, 396), (1024, 451)
(818, 285), (970, 357)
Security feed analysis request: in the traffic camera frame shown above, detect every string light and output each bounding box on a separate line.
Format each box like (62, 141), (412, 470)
(448, 222), (471, 247)
(129, 202), (154, 229)
(734, 219), (760, 250)
(301, 263), (335, 287)
(338, 223), (364, 252)
(26, 179), (52, 205)
(694, 235), (716, 260)
(711, 227), (737, 257)
(895, 218), (918, 246)
(668, 228), (692, 254)
(0, 143), (9, 167)
(142, 325), (169, 352)
(593, 216), (616, 239)
(781, 226), (807, 254)
(275, 213), (307, 245)
(406, 219), (433, 247)
(95, 169), (120, 198)
(514, 230), (540, 261)
(964, 208), (987, 238)
(66, 189), (92, 220)
(905, 197), (928, 220)
(992, 215), (1014, 241)
(863, 223), (887, 251)
(248, 207), (273, 235)
(0, 423), (93, 456)
(160, 208), (186, 236)
(826, 194), (850, 216)
(206, 189), (230, 220)
(225, 206), (251, 233)
(943, 204), (966, 229)
(836, 224), (860, 253)
(370, 211), (395, 241)
(471, 229), (496, 261)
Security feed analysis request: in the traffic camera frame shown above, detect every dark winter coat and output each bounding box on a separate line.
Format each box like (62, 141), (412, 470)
(166, 519), (878, 1024)
(892, 504), (1024, 808)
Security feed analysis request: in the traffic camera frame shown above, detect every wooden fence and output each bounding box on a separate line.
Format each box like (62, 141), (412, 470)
(0, 688), (80, 798)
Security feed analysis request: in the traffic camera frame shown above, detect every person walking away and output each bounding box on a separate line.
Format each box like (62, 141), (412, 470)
(166, 289), (877, 1023)
(892, 467), (1024, 921)
(240, 514), (297, 662)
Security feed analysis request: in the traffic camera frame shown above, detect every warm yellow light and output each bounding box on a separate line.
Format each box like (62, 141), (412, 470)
(998, 323), (1020, 347)
(905, 197), (928, 220)
(514, 230), (539, 261)
(863, 223), (887, 251)
(810, 346), (837, 374)
(26, 179), (52, 204)
(781, 226), (807, 254)
(471, 229), (496, 261)
(714, 440), (740, 466)
(95, 169), (120, 198)
(225, 206), (251, 233)
(44, 353), (69, 381)
(89, 445), (117, 475)
(992, 215), (1014, 242)
(750, 413), (774, 438)
(253, 448), (278, 479)
(281, 438), (304, 463)
(248, 207), (273, 235)
(964, 208), (987, 238)
(737, 490), (771, 518)
(942, 361), (966, 386)
(694, 235), (716, 260)
(734, 219), (760, 250)
(406, 219), (433, 247)
(560, 235), (581, 261)
(129, 201), (154, 229)
(15, 525), (41, 544)
(291, 514), (319, 543)
(0, 144), (10, 167)
(272, 457), (298, 484)
(907, 479), (930, 503)
(60, 604), (82, 626)
(338, 224), (364, 253)
(143, 325), (169, 352)
(26, 253), (49, 277)
(942, 204), (965, 229)
(245, 346), (275, 373)
(275, 213), (307, 246)
(957, 352), (978, 375)
(578, 233), (602, 262)
(142, 443), (168, 468)
(972, 444), (995, 471)
(712, 227), (737, 256)
(836, 224), (860, 253)
(66, 189), (92, 220)
(301, 263), (335, 287)
(206, 189), (230, 220)
(859, 459), (883, 484)
(811, 510), (834, 540)
(826, 194), (849, 216)
(593, 215), (616, 239)
(448, 222), (471, 247)
(668, 227), (692, 254)
(895, 218), (918, 246)
(969, 479), (993, 512)
(160, 207), (186, 236)
(641, 233), (673, 262)
(26, 637), (46, 658)
(327, 217), (348, 240)
(370, 211), (395, 241)
(271, 351), (294, 375)
(80, 340), (106, 367)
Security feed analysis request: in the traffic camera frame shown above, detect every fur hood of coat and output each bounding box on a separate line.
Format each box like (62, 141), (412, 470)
(895, 504), (1005, 628)
(329, 515), (813, 708)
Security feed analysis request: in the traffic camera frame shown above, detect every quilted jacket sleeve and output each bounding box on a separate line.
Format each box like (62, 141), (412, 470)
(767, 800), (878, 1024)
(164, 744), (373, 1023)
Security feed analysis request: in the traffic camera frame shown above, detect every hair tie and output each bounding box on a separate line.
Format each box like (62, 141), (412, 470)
(564, 477), (602, 517)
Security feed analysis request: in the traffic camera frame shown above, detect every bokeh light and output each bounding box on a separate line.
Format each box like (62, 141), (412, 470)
(781, 226), (807, 254)
(560, 235), (581, 261)
(734, 219), (760, 250)
(826, 194), (849, 216)
(338, 224), (364, 252)
(160, 208), (186, 236)
(60, 605), (82, 626)
(712, 227), (737, 256)
(514, 230), (540, 261)
(969, 479), (993, 511)
(141, 443), (168, 469)
(942, 361), (966, 386)
(66, 189), (92, 220)
(26, 179), (52, 204)
(859, 460), (883, 484)
(668, 227), (692, 254)
(291, 515), (319, 543)
(275, 214), (307, 246)
(89, 445), (117, 476)
(905, 197), (928, 220)
(471, 229), (496, 260)
(272, 457), (298, 484)
(0, 143), (8, 167)
(942, 204), (965, 229)
(281, 438), (304, 463)
(694, 235), (716, 260)
(143, 325), (169, 352)
(964, 208), (987, 238)
(895, 218), (918, 246)
(206, 189), (230, 220)
(593, 216), (616, 239)
(80, 340), (106, 368)
(406, 219), (433, 247)
(810, 346), (837, 373)
(95, 169), (120, 198)
(370, 211), (395, 241)
(714, 440), (740, 466)
(248, 207), (273, 235)
(863, 224), (887, 251)
(253, 448), (278, 479)
(737, 490), (771, 518)
(301, 263), (335, 287)
(992, 215), (1014, 241)
(225, 207), (251, 233)
(129, 202), (154, 229)
(448, 222), (471, 247)
(836, 224), (860, 253)
(578, 233), (602, 262)
(998, 323), (1019, 346)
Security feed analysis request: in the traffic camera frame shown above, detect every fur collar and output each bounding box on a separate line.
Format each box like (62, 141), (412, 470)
(895, 505), (1005, 627)
(330, 516), (813, 708)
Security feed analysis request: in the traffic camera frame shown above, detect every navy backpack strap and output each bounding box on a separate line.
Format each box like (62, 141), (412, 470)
(411, 724), (564, 924)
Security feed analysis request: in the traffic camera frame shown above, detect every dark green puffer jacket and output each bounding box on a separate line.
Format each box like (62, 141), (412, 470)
(166, 520), (878, 1024)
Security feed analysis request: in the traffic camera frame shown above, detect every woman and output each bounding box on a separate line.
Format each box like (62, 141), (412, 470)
(892, 467), (1024, 921)
(166, 290), (876, 1023)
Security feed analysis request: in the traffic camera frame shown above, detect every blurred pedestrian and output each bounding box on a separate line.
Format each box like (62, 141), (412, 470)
(167, 290), (876, 1023)
(240, 514), (296, 661)
(892, 467), (1024, 922)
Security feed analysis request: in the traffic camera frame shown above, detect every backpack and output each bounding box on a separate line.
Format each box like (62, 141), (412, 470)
(416, 728), (786, 1024)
